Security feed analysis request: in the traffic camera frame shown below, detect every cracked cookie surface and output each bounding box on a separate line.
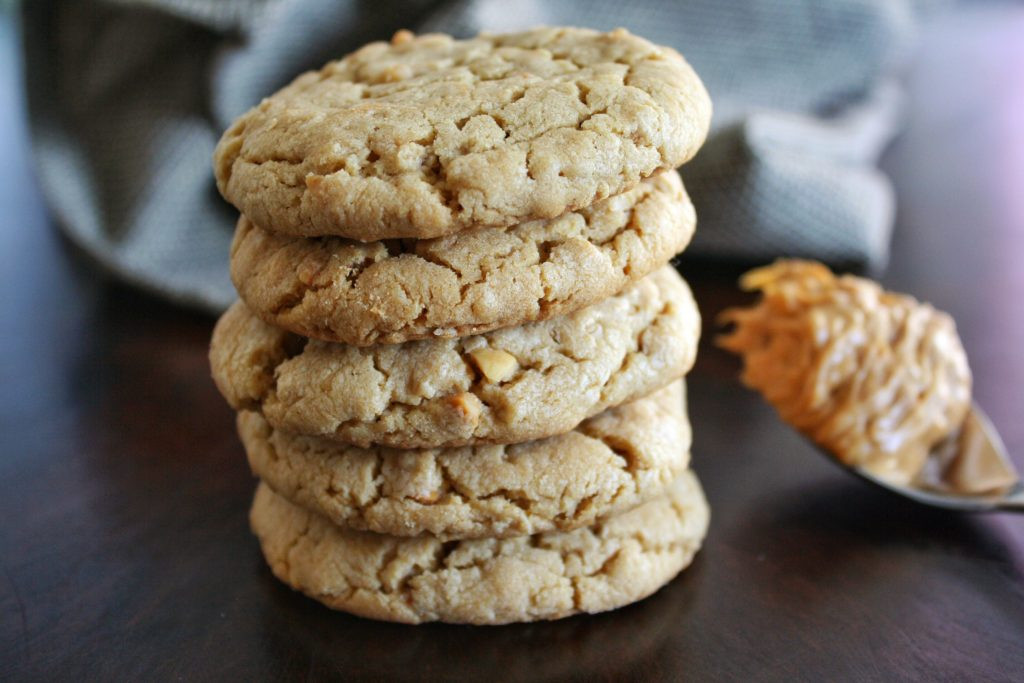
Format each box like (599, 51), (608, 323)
(210, 266), (699, 448)
(231, 171), (694, 345)
(213, 27), (711, 240)
(243, 380), (690, 540)
(250, 469), (709, 624)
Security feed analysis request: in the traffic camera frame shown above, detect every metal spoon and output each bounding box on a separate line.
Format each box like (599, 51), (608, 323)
(820, 403), (1024, 512)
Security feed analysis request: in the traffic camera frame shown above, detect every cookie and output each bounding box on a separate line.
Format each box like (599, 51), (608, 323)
(210, 265), (700, 448)
(230, 171), (695, 345)
(213, 27), (711, 241)
(250, 470), (709, 624)
(242, 380), (690, 540)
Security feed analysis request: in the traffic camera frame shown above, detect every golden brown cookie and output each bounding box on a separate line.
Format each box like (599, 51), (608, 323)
(242, 380), (690, 540)
(210, 266), (700, 448)
(230, 171), (694, 345)
(250, 470), (709, 624)
(214, 27), (711, 240)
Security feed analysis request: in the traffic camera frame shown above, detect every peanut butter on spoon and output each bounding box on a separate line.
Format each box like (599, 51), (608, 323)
(718, 260), (1017, 495)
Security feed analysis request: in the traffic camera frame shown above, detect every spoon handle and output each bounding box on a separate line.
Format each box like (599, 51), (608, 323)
(996, 484), (1024, 513)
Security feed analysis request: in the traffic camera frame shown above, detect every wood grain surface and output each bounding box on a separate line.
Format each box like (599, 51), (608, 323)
(2, 6), (1023, 681)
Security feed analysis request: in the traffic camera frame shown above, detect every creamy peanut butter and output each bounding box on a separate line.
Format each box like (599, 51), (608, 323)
(920, 408), (1018, 495)
(718, 260), (977, 487)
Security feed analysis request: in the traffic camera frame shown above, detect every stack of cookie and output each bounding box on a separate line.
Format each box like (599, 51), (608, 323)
(209, 27), (712, 625)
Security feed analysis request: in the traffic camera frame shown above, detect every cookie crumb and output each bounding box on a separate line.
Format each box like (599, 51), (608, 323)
(392, 29), (414, 45)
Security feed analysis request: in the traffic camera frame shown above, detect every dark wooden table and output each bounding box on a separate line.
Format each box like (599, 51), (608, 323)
(3, 7), (1023, 681)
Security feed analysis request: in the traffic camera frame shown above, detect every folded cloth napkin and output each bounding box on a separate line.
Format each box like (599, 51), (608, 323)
(20, 0), (915, 312)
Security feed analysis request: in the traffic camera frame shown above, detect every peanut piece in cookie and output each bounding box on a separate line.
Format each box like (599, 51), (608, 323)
(469, 348), (519, 383)
(446, 392), (483, 425)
